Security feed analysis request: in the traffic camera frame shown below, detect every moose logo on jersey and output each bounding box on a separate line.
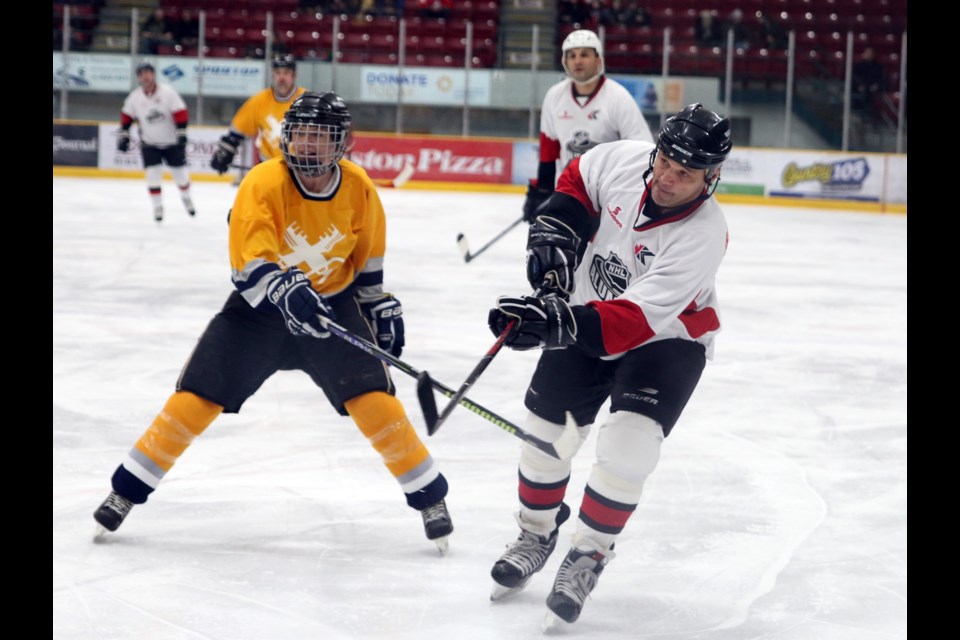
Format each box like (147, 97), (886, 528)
(278, 222), (347, 282)
(589, 251), (630, 300)
(262, 114), (283, 152)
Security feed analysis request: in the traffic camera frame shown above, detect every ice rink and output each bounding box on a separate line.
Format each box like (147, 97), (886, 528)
(53, 176), (907, 639)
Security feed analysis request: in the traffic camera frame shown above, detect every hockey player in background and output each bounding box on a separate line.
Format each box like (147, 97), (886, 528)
(522, 29), (653, 224)
(117, 61), (195, 222)
(209, 54), (307, 179)
(94, 92), (454, 553)
(487, 104), (732, 626)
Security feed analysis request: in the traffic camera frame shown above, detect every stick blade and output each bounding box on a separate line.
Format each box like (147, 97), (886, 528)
(417, 371), (440, 434)
(392, 163), (415, 188)
(456, 233), (471, 262)
(550, 412), (582, 460)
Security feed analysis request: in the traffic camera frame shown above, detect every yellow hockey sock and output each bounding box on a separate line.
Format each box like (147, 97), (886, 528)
(344, 391), (431, 478)
(133, 391), (223, 473)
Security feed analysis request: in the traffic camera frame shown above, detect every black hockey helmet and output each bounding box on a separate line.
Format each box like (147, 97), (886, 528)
(281, 92), (352, 178)
(135, 61), (155, 75)
(272, 53), (297, 72)
(657, 103), (732, 170)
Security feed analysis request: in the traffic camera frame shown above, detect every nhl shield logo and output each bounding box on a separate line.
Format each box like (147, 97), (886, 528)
(566, 131), (596, 158)
(589, 252), (630, 300)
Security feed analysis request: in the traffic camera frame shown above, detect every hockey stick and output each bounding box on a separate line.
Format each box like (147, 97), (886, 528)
(425, 319), (516, 436)
(425, 282), (550, 436)
(318, 317), (437, 425)
(318, 317), (576, 460)
(457, 215), (525, 263)
(371, 163), (415, 189)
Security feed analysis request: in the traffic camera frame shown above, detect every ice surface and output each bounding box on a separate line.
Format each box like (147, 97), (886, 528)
(53, 177), (907, 639)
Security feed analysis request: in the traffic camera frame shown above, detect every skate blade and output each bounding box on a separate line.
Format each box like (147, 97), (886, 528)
(93, 523), (111, 540)
(433, 536), (449, 555)
(490, 581), (526, 602)
(542, 610), (566, 633)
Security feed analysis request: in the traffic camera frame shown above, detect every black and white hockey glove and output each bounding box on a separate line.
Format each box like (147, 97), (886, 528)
(117, 129), (131, 153)
(526, 216), (580, 297)
(360, 294), (405, 357)
(266, 268), (334, 338)
(210, 132), (243, 174)
(488, 293), (577, 351)
(522, 179), (554, 223)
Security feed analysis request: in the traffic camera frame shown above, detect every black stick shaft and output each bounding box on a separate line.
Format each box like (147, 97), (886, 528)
(426, 319), (515, 435)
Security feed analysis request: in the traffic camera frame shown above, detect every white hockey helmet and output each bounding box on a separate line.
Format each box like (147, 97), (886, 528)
(561, 29), (605, 81)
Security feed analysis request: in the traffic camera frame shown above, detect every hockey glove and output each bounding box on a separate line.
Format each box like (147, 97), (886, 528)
(266, 268), (335, 338)
(522, 179), (554, 223)
(117, 130), (131, 153)
(176, 126), (188, 149)
(526, 216), (581, 297)
(360, 294), (405, 357)
(488, 293), (577, 351)
(210, 132), (242, 174)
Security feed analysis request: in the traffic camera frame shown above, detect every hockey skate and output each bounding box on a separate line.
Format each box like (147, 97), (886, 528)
(153, 205), (164, 222)
(182, 197), (196, 217)
(421, 498), (453, 554)
(543, 542), (614, 628)
(490, 503), (570, 601)
(93, 491), (134, 537)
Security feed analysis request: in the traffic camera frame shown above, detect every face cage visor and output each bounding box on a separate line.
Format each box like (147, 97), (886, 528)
(281, 121), (348, 178)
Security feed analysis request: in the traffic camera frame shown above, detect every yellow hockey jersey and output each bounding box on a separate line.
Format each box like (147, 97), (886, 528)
(229, 86), (307, 161)
(229, 157), (388, 308)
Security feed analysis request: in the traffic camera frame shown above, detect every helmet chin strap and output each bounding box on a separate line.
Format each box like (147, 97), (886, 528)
(571, 70), (603, 87)
(564, 55), (605, 88)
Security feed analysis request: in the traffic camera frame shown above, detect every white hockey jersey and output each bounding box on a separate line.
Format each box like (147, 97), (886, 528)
(558, 139), (727, 360)
(539, 76), (654, 184)
(120, 83), (188, 147)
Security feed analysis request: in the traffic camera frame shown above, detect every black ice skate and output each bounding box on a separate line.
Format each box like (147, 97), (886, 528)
(543, 543), (614, 628)
(93, 491), (134, 535)
(421, 498), (453, 554)
(490, 503), (570, 601)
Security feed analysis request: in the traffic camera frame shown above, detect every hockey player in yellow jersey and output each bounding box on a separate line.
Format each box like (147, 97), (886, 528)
(94, 92), (454, 552)
(209, 53), (307, 175)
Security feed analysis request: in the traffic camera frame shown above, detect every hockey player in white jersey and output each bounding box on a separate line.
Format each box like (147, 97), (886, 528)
(117, 61), (195, 222)
(487, 104), (732, 627)
(522, 29), (654, 223)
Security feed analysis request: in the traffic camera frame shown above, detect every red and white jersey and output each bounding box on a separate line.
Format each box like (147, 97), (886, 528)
(539, 76), (653, 185)
(120, 83), (188, 147)
(558, 139), (728, 359)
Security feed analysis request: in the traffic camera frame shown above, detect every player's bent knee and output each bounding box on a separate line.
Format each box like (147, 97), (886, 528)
(145, 165), (164, 185)
(522, 411), (589, 465)
(596, 411), (664, 485)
